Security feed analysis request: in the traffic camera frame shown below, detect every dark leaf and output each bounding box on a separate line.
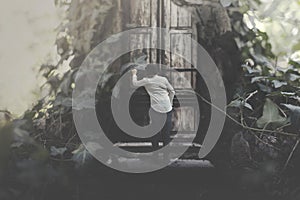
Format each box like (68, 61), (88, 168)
(228, 99), (253, 110)
(282, 104), (300, 132)
(272, 80), (287, 88)
(257, 83), (273, 93)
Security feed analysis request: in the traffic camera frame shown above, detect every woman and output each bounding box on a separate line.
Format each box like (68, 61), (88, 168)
(131, 64), (175, 149)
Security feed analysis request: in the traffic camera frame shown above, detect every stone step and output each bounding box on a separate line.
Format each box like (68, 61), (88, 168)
(114, 158), (213, 171)
(92, 157), (217, 187)
(113, 141), (202, 159)
(114, 141), (202, 148)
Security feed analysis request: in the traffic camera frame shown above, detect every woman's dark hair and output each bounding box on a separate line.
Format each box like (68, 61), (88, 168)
(145, 63), (160, 77)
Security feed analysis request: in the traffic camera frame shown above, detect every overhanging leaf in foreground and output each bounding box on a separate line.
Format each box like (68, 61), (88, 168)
(257, 98), (288, 129)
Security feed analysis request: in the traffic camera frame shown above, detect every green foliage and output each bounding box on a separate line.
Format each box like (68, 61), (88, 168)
(256, 98), (288, 129)
(225, 4), (300, 195)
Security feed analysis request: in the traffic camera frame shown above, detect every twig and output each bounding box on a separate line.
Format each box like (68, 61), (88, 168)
(276, 123), (292, 131)
(66, 133), (78, 147)
(240, 90), (258, 126)
(244, 90), (258, 102)
(283, 138), (300, 171)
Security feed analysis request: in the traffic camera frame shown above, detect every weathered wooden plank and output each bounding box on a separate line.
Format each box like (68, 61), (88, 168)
(172, 106), (197, 131)
(129, 0), (152, 27)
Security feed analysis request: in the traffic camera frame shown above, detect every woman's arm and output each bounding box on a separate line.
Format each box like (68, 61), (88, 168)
(131, 69), (148, 87)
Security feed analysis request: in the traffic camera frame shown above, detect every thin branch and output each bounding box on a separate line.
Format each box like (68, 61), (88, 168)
(244, 90), (258, 103)
(283, 138), (300, 171)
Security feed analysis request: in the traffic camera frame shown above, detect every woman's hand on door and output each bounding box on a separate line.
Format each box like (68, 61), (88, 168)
(131, 69), (137, 75)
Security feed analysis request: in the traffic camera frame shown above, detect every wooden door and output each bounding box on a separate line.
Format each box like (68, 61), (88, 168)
(124, 0), (199, 140)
